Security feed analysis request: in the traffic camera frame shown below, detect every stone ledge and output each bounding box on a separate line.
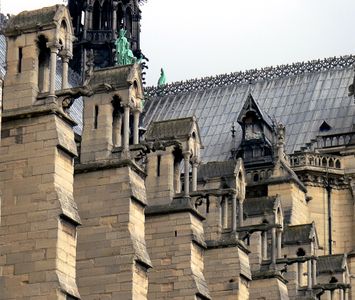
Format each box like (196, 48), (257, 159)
(252, 269), (288, 284)
(2, 102), (77, 127)
(75, 158), (146, 178)
(132, 238), (152, 269)
(206, 235), (250, 254)
(192, 233), (207, 249)
(57, 271), (81, 299)
(311, 283), (351, 291)
(145, 196), (205, 221)
(57, 187), (81, 225)
(248, 175), (307, 193)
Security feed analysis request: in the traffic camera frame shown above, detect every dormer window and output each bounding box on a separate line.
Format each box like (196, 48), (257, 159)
(319, 121), (331, 132)
(244, 112), (262, 140)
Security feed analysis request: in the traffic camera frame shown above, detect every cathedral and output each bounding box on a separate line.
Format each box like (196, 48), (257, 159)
(0, 1), (354, 299)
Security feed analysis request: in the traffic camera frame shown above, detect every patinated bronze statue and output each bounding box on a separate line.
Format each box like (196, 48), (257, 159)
(115, 29), (137, 65)
(158, 68), (166, 86)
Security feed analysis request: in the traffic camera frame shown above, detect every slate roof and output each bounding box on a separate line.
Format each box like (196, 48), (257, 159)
(55, 57), (83, 134)
(145, 116), (196, 141)
(317, 254), (346, 274)
(0, 35), (5, 77)
(197, 160), (239, 180)
(243, 196), (278, 217)
(5, 5), (61, 34)
(89, 64), (133, 88)
(1, 10), (355, 162)
(283, 223), (314, 245)
(143, 56), (355, 162)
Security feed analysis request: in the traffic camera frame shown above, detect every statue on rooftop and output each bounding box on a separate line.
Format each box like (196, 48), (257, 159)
(158, 68), (166, 86)
(115, 29), (137, 65)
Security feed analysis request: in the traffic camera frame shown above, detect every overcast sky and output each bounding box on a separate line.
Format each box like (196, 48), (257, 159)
(3, 0), (355, 86)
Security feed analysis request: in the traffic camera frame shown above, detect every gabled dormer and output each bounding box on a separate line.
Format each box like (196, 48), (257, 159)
(236, 93), (275, 165)
(145, 116), (203, 205)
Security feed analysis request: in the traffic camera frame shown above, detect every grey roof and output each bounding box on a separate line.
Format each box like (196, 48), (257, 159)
(145, 116), (196, 141)
(143, 56), (355, 162)
(4, 5), (62, 35)
(55, 62), (83, 134)
(244, 196), (278, 217)
(0, 34), (5, 77)
(283, 223), (314, 245)
(89, 64), (133, 88)
(317, 254), (346, 274)
(197, 160), (239, 180)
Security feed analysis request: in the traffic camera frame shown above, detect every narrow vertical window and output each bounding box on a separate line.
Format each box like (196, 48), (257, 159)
(81, 11), (85, 26)
(18, 47), (23, 73)
(157, 155), (161, 177)
(94, 105), (99, 129)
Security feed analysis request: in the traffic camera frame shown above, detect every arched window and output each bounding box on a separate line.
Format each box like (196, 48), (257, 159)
(101, 0), (111, 29)
(37, 35), (50, 93)
(117, 4), (124, 32)
(322, 157), (327, 167)
(112, 96), (123, 147)
(126, 7), (133, 37)
(173, 147), (183, 194)
(329, 277), (338, 283)
(253, 173), (259, 182)
(328, 158), (334, 168)
(296, 248), (306, 257)
(335, 160), (341, 169)
(92, 0), (101, 30)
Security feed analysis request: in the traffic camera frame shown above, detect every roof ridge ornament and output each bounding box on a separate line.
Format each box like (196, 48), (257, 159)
(145, 55), (355, 97)
(157, 68), (166, 87)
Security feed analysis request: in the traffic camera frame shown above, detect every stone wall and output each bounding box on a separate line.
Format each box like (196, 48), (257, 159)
(74, 164), (150, 299)
(0, 113), (79, 299)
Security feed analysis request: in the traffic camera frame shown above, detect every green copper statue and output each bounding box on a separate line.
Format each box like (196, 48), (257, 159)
(115, 29), (137, 65)
(158, 68), (166, 86)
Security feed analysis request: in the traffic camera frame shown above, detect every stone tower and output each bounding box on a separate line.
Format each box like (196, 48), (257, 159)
(68, 0), (143, 75)
(0, 5), (81, 299)
(74, 63), (151, 299)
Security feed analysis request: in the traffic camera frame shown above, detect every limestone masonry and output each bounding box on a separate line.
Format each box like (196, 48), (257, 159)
(1, 2), (355, 300)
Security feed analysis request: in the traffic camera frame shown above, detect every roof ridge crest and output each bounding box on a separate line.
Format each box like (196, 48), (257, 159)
(145, 54), (355, 97)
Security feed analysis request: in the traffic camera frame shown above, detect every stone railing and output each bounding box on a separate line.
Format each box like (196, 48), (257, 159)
(290, 153), (342, 170)
(313, 132), (355, 149)
(86, 30), (114, 42)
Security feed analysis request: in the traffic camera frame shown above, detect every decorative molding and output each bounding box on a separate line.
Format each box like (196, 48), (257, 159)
(145, 55), (355, 97)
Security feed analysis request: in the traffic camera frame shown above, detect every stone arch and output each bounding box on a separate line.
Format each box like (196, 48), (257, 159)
(173, 146), (183, 194)
(92, 0), (101, 30)
(253, 172), (259, 182)
(125, 6), (133, 37)
(101, 0), (111, 29)
(37, 35), (50, 93)
(117, 3), (124, 32)
(276, 206), (283, 227)
(322, 157), (327, 167)
(59, 20), (68, 49)
(328, 158), (334, 168)
(329, 276), (338, 283)
(309, 156), (314, 166)
(296, 248), (306, 257)
(335, 159), (341, 169)
(112, 95), (124, 147)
